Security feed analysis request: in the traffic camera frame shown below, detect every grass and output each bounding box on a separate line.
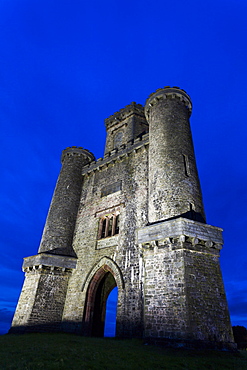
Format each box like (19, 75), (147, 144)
(0, 333), (246, 369)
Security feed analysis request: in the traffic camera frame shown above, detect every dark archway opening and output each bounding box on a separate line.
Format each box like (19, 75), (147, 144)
(104, 286), (118, 337)
(83, 267), (117, 338)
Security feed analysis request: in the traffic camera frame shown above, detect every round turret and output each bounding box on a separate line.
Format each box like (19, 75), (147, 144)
(145, 87), (205, 223)
(38, 147), (95, 256)
(61, 146), (95, 163)
(145, 86), (192, 119)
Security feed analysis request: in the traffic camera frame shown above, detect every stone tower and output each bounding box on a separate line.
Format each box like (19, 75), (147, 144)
(146, 87), (205, 223)
(10, 87), (235, 350)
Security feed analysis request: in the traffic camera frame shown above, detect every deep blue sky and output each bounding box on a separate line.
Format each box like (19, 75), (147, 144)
(1, 0), (247, 334)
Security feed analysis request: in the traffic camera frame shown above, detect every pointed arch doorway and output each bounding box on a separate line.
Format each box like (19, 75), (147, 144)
(83, 265), (118, 337)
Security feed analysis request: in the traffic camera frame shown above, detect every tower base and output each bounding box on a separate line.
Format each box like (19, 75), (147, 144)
(10, 253), (77, 333)
(138, 217), (235, 349)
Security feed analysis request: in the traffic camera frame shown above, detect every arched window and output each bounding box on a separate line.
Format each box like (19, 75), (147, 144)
(98, 214), (120, 239)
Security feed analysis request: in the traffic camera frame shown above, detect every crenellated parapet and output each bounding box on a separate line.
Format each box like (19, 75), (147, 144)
(22, 253), (77, 272)
(104, 102), (148, 154)
(23, 265), (73, 276)
(82, 132), (149, 175)
(138, 218), (223, 246)
(105, 102), (145, 130)
(140, 235), (222, 255)
(145, 86), (192, 118)
(61, 146), (95, 163)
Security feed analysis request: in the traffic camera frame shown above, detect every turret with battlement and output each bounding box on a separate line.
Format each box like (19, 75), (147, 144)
(38, 146), (95, 256)
(10, 146), (95, 334)
(104, 102), (148, 155)
(145, 86), (205, 224)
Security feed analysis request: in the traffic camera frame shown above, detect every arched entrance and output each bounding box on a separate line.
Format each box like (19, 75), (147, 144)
(83, 265), (117, 337)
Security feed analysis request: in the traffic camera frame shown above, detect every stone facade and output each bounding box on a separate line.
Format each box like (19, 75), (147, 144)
(10, 87), (235, 350)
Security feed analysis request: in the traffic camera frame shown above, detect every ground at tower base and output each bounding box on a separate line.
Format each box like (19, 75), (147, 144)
(2, 334), (246, 369)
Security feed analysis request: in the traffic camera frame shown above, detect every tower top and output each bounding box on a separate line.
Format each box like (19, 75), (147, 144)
(61, 146), (95, 163)
(104, 102), (148, 154)
(104, 102), (145, 130)
(145, 86), (192, 118)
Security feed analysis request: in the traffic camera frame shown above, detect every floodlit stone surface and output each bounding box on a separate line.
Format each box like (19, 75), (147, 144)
(10, 88), (235, 350)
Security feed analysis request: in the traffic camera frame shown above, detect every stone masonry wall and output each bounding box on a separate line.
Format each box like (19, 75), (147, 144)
(62, 139), (149, 337)
(104, 103), (148, 154)
(27, 269), (71, 332)
(184, 246), (234, 343)
(38, 148), (94, 256)
(142, 245), (189, 339)
(10, 271), (41, 331)
(145, 88), (205, 224)
(10, 268), (71, 332)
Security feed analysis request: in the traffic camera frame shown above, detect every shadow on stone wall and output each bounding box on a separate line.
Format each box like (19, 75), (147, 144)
(148, 210), (206, 226)
(9, 319), (143, 339)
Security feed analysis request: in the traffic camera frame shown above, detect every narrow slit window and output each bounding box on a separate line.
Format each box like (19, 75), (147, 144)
(183, 154), (190, 177)
(115, 215), (119, 235)
(108, 217), (113, 236)
(102, 218), (107, 238)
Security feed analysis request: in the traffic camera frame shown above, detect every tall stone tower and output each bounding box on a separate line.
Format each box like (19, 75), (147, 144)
(10, 87), (235, 350)
(146, 87), (205, 223)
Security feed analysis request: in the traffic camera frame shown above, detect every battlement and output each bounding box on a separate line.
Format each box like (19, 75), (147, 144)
(145, 86), (192, 117)
(22, 253), (77, 271)
(105, 102), (145, 130)
(138, 217), (223, 249)
(61, 146), (95, 163)
(82, 132), (149, 175)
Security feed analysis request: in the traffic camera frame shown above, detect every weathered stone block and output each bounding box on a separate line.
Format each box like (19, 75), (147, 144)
(23, 253), (77, 270)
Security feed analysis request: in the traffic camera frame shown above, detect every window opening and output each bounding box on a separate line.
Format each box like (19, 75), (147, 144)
(114, 131), (123, 149)
(115, 215), (119, 234)
(183, 154), (190, 177)
(108, 217), (113, 236)
(98, 214), (119, 239)
(102, 218), (107, 238)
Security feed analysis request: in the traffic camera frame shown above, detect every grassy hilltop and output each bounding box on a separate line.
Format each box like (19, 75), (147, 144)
(0, 333), (247, 369)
